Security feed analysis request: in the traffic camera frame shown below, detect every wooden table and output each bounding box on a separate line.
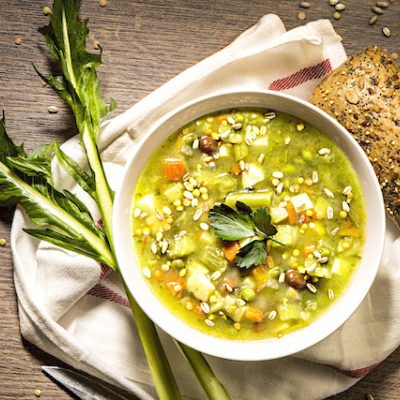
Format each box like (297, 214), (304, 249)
(0, 0), (399, 398)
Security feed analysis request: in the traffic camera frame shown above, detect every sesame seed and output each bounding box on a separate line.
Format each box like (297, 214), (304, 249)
(277, 182), (284, 194)
(192, 139), (199, 149)
(343, 186), (352, 195)
(200, 223), (209, 231)
(205, 319), (215, 327)
(258, 153), (265, 164)
(161, 240), (169, 254)
(342, 201), (350, 212)
(211, 271), (221, 281)
(328, 288), (335, 300)
(279, 273), (285, 283)
(312, 171), (318, 183)
(327, 206), (334, 220)
(151, 242), (158, 254)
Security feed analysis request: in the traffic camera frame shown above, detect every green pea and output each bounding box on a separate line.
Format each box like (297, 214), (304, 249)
(240, 287), (256, 302)
(235, 114), (244, 123)
(321, 249), (330, 256)
(171, 259), (185, 269)
(183, 133), (197, 144)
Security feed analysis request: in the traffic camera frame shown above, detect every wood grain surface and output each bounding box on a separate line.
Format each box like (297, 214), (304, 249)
(0, 0), (399, 399)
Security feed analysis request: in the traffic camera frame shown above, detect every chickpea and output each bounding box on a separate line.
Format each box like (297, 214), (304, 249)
(285, 269), (306, 290)
(199, 136), (218, 155)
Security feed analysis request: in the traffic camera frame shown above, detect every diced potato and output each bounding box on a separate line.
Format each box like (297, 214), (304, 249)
(278, 303), (303, 321)
(163, 182), (184, 203)
(187, 258), (209, 276)
(271, 225), (298, 247)
(136, 194), (156, 214)
(331, 258), (348, 275)
(171, 235), (196, 257)
(242, 163), (265, 188)
(219, 145), (231, 158)
(186, 273), (215, 302)
(199, 246), (227, 272)
(290, 193), (314, 213)
(252, 136), (269, 147)
(270, 207), (288, 224)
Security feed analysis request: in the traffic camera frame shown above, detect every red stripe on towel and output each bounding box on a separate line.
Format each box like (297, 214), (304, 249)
(326, 362), (381, 379)
(269, 59), (332, 91)
(87, 283), (129, 308)
(100, 264), (112, 279)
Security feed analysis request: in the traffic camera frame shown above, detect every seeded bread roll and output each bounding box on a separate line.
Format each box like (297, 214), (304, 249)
(309, 46), (400, 229)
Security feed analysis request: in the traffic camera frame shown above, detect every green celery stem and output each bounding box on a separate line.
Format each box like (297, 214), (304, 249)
(176, 342), (232, 400)
(122, 279), (182, 400)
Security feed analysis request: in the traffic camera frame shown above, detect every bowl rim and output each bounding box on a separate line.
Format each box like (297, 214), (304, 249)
(113, 89), (385, 361)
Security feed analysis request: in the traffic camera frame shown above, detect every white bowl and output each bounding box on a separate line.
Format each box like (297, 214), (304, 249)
(113, 90), (385, 361)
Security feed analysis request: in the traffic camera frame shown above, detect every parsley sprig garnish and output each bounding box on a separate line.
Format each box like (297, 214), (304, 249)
(209, 201), (285, 269)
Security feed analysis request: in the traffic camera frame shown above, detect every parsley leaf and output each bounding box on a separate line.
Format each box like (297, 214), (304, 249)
(209, 200), (285, 269)
(236, 240), (267, 270)
(209, 203), (256, 241)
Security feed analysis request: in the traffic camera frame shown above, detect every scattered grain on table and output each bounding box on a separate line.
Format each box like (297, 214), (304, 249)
(93, 40), (100, 49)
(329, 0), (339, 5)
(391, 52), (399, 60)
(14, 37), (22, 45)
(47, 106), (58, 113)
(335, 3), (346, 11)
(372, 6), (384, 14)
(333, 11), (341, 19)
(369, 15), (378, 25)
(99, 0), (107, 6)
(300, 2), (311, 8)
(43, 6), (51, 15)
(365, 394), (374, 400)
(376, 1), (389, 8)
(0, 238), (6, 247)
(297, 11), (306, 20)
(382, 27), (391, 37)
(34, 389), (41, 397)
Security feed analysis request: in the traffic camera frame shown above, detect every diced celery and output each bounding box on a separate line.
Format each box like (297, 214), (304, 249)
(225, 191), (272, 209)
(269, 267), (281, 279)
(270, 206), (288, 224)
(232, 306), (248, 322)
(223, 295), (237, 315)
(186, 273), (215, 302)
(271, 225), (298, 247)
(209, 292), (224, 313)
(242, 163), (265, 188)
(187, 258), (209, 276)
(199, 246), (227, 272)
(208, 173), (237, 195)
(171, 235), (196, 257)
(198, 232), (217, 247)
(314, 196), (330, 217)
(290, 193), (313, 213)
(163, 182), (184, 203)
(234, 143), (249, 161)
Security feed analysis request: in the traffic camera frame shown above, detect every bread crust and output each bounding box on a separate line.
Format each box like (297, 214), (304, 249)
(309, 46), (400, 229)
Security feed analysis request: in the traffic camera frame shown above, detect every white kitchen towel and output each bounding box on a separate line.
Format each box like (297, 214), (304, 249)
(11, 14), (400, 400)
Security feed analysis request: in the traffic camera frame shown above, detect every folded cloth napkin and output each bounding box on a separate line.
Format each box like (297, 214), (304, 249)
(11, 14), (400, 400)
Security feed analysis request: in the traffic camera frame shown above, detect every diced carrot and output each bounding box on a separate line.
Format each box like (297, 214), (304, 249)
(163, 158), (186, 181)
(165, 275), (185, 297)
(217, 115), (227, 123)
(195, 231), (203, 241)
(286, 201), (296, 225)
(252, 265), (269, 291)
(245, 307), (264, 323)
(141, 235), (148, 254)
(222, 241), (240, 262)
(193, 303), (206, 316)
(303, 244), (316, 257)
(232, 164), (242, 175)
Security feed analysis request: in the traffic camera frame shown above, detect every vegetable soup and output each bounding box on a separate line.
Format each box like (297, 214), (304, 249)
(132, 109), (366, 340)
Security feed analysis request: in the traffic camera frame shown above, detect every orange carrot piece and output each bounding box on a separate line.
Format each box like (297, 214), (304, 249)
(163, 158), (186, 181)
(232, 164), (242, 175)
(339, 227), (360, 237)
(245, 307), (264, 323)
(165, 275), (185, 297)
(303, 244), (316, 257)
(286, 201), (296, 224)
(222, 241), (240, 262)
(217, 115), (227, 123)
(153, 270), (164, 281)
